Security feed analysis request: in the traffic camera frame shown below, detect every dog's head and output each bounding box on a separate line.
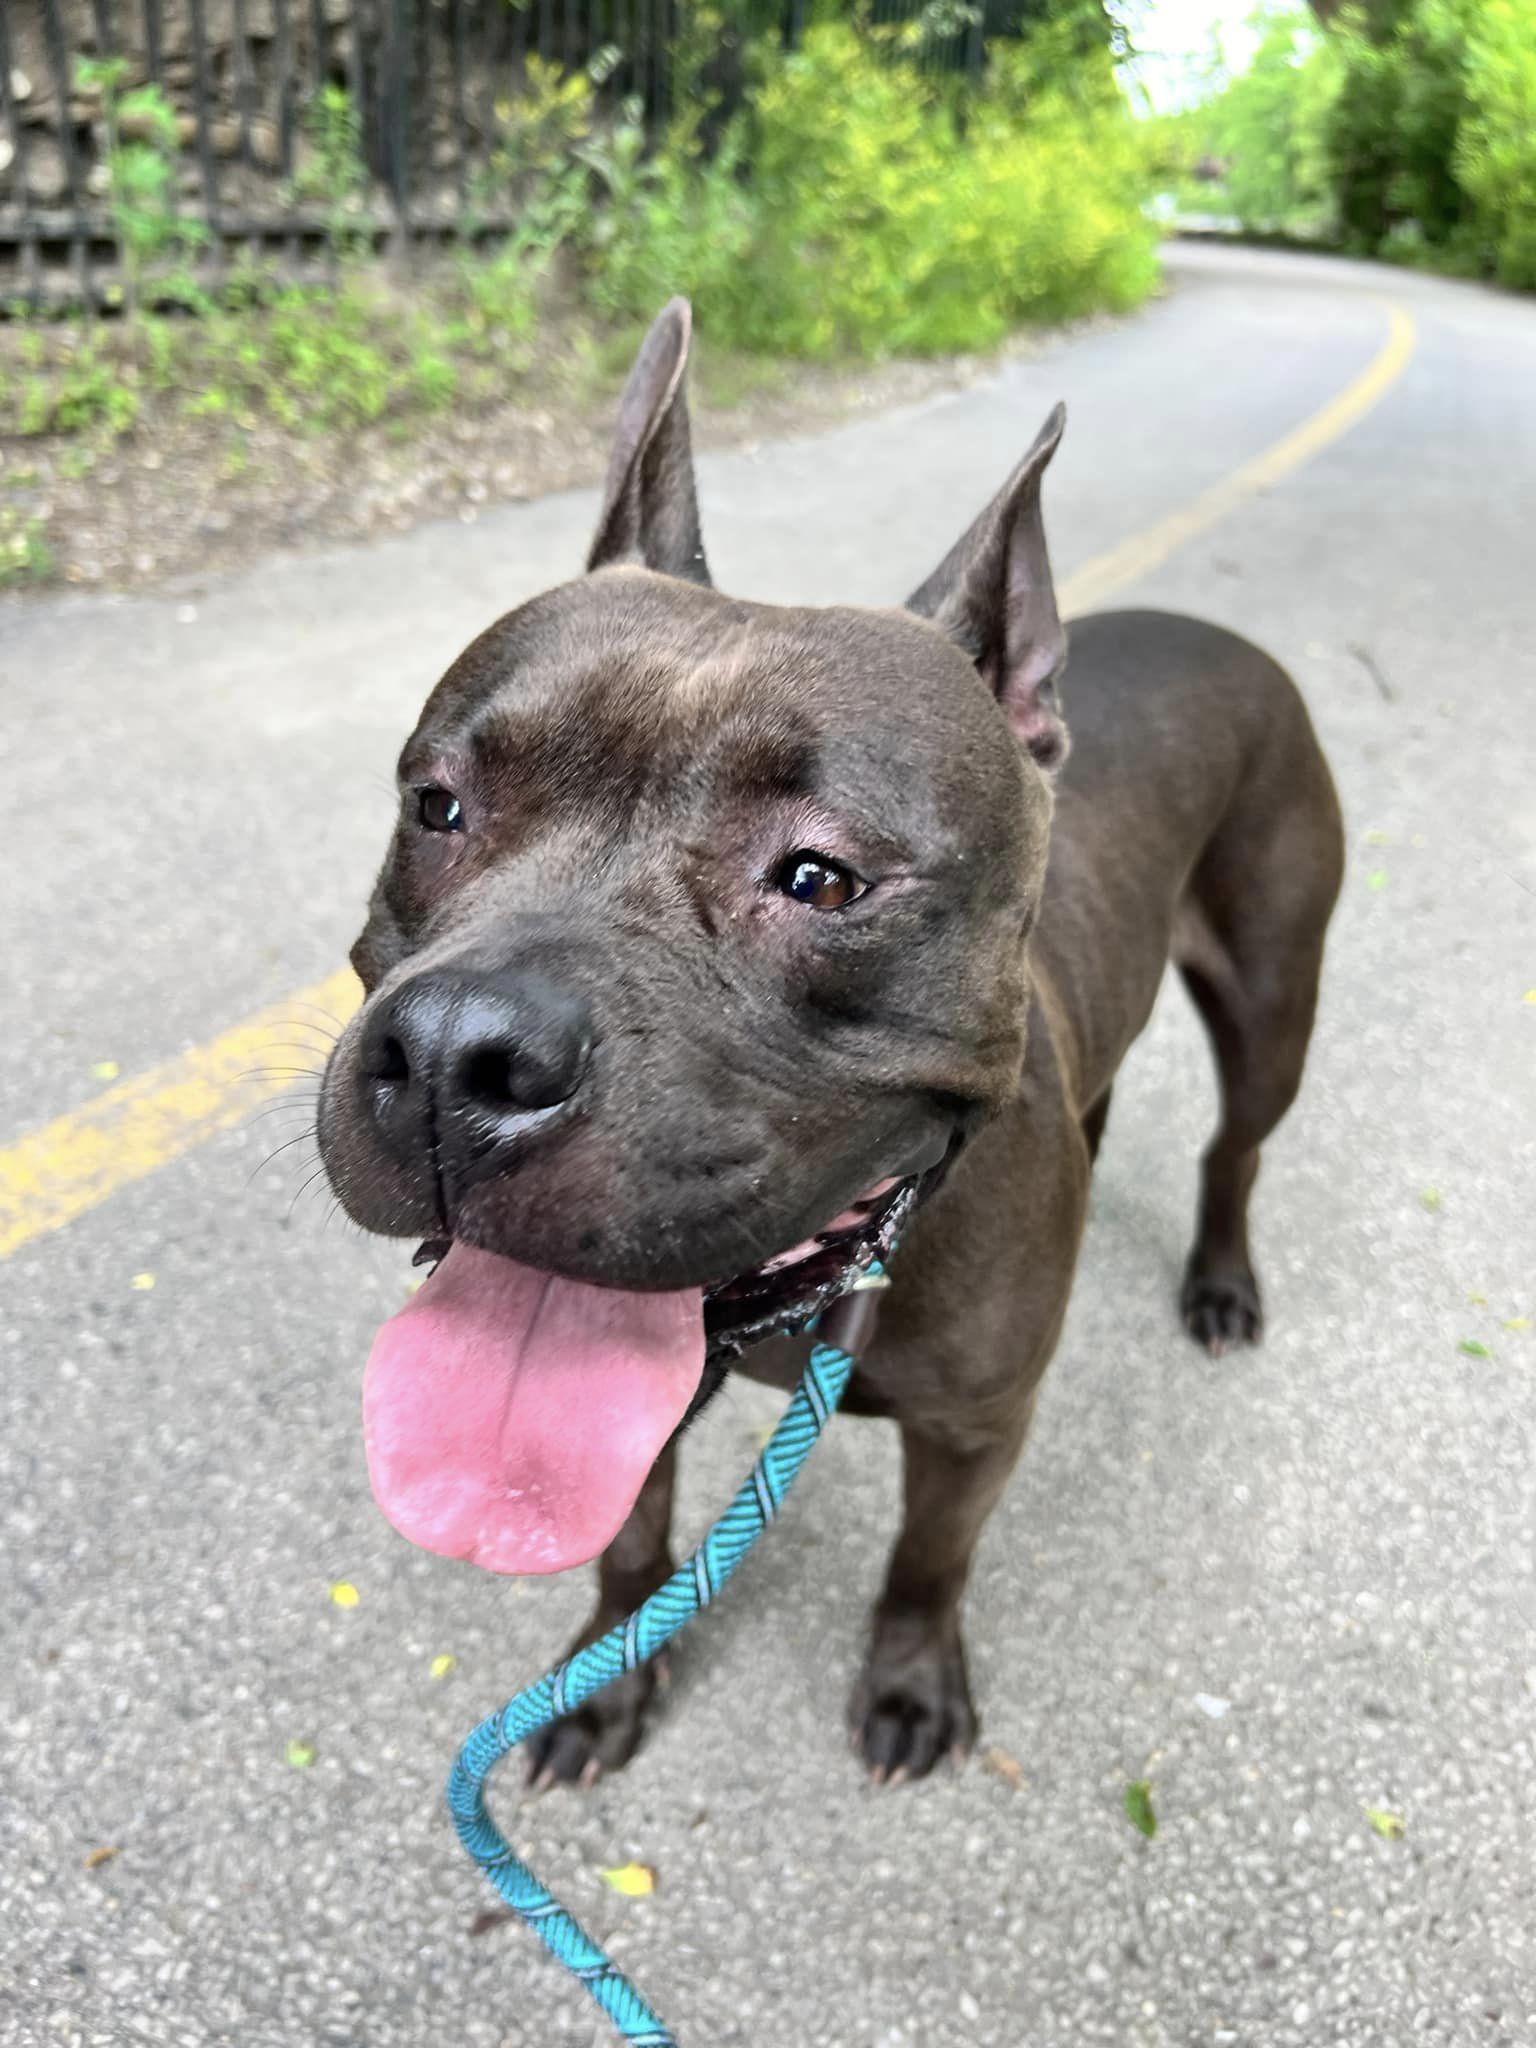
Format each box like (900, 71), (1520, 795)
(318, 300), (1069, 1576)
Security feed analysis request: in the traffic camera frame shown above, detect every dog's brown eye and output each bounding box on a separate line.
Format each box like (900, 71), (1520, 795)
(774, 851), (865, 910)
(418, 786), (463, 833)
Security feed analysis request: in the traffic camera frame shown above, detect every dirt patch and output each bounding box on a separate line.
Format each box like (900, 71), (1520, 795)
(0, 299), (1120, 597)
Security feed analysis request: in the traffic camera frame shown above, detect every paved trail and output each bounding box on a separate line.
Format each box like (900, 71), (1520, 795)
(3, 243), (1533, 2047)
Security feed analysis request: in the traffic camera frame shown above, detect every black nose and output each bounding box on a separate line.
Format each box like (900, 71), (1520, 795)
(359, 966), (592, 1171)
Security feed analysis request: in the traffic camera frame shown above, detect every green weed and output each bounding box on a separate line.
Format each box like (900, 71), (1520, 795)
(11, 352), (139, 439)
(77, 58), (207, 311)
(0, 507), (54, 587)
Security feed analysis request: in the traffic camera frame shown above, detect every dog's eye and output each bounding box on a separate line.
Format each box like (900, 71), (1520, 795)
(417, 786), (464, 833)
(774, 851), (866, 910)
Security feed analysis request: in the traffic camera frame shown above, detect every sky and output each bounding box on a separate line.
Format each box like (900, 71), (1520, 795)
(1114, 0), (1268, 112)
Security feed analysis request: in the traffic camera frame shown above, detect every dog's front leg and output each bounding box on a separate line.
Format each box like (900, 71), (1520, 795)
(525, 1442), (678, 1788)
(850, 1401), (1035, 1783)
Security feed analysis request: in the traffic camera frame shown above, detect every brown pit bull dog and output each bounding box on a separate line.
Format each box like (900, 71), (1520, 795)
(318, 299), (1344, 1786)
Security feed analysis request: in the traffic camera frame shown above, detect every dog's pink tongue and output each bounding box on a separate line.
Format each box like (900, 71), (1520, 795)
(363, 1242), (705, 1575)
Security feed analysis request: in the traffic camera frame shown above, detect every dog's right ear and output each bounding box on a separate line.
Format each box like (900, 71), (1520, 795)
(907, 403), (1069, 772)
(586, 298), (710, 585)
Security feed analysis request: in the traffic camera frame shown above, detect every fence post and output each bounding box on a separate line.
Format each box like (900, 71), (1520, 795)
(143, 0), (164, 83)
(187, 0), (224, 285)
(0, 5), (41, 306)
(382, 0), (412, 248)
(38, 0), (90, 305)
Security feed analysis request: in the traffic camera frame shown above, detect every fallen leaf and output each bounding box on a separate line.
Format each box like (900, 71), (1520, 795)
(1419, 1187), (1441, 1212)
(1364, 1806), (1405, 1840)
(1366, 870), (1389, 892)
(129, 1272), (155, 1292)
(600, 1861), (657, 1897)
(1524, 990), (1536, 1006)
(83, 1846), (119, 1870)
(1363, 829), (1391, 846)
(285, 1739), (317, 1769)
(1124, 1780), (1157, 1839)
(1469, 1292), (1488, 1306)
(1503, 1316), (1529, 1334)
(469, 1909), (515, 1936)
(91, 1060), (120, 1082)
(1458, 1339), (1491, 1359)
(430, 1653), (457, 1680)
(981, 1745), (1026, 1789)
(329, 1581), (360, 1609)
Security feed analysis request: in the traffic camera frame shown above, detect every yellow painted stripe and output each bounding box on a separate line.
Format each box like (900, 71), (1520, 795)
(0, 969), (361, 1261)
(0, 302), (1417, 1262)
(1061, 303), (1416, 614)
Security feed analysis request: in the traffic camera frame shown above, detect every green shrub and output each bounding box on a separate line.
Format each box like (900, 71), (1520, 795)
(584, 22), (1156, 358)
(11, 350), (139, 438)
(78, 59), (206, 309)
(0, 507), (53, 586)
(1187, 6), (1341, 235)
(1186, 0), (1536, 290)
(1456, 0), (1536, 286)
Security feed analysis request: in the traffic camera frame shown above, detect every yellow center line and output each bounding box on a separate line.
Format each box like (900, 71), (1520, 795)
(0, 301), (1416, 1263)
(1060, 303), (1416, 614)
(0, 969), (361, 1261)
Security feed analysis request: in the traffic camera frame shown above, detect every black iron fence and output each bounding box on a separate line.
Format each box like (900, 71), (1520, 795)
(0, 0), (991, 307)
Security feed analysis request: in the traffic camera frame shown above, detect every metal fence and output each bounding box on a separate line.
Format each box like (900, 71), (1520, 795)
(0, 0), (994, 307)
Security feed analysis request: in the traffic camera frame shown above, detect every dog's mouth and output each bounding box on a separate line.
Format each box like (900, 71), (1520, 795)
(362, 1171), (926, 1582)
(701, 1171), (919, 1362)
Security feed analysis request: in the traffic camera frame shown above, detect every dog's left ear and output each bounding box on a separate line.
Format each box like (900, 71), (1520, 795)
(907, 403), (1068, 772)
(586, 297), (710, 585)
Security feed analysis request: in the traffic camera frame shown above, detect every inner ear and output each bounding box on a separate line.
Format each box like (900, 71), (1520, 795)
(586, 298), (710, 585)
(907, 403), (1069, 772)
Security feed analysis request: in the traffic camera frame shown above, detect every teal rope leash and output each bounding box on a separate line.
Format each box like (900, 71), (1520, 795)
(445, 1278), (883, 2046)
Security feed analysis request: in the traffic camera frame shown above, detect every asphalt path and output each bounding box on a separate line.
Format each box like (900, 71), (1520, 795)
(2, 242), (1533, 2048)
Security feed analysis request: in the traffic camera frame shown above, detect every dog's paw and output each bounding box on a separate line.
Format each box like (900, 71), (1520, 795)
(1181, 1261), (1263, 1356)
(524, 1659), (663, 1791)
(849, 1627), (976, 1785)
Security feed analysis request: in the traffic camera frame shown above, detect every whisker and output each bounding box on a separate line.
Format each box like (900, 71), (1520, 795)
(245, 1096), (321, 1125)
(238, 1067), (326, 1084)
(286, 1001), (348, 1034)
(286, 1164), (331, 1223)
(256, 1040), (339, 1062)
(248, 1129), (319, 1186)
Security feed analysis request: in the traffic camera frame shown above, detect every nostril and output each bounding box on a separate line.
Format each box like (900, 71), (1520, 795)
(457, 1025), (589, 1115)
(462, 1044), (516, 1107)
(367, 1033), (411, 1086)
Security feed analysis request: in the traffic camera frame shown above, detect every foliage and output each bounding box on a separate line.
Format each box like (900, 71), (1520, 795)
(11, 348), (141, 438)
(1179, 0), (1536, 287)
(582, 21), (1157, 357)
(1, 9), (1159, 525)
(1200, 7), (1341, 233)
(295, 81), (369, 250)
(1323, 0), (1473, 249)
(179, 278), (462, 433)
(76, 58), (206, 309)
(0, 506), (53, 587)
(1455, 0), (1536, 286)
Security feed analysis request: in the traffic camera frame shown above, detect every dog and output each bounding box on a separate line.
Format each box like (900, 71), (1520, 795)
(317, 298), (1344, 1786)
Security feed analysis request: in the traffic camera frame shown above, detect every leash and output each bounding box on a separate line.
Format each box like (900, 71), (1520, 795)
(445, 1275), (886, 2046)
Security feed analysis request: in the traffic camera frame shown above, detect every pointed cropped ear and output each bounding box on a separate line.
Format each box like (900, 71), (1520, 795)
(907, 403), (1069, 771)
(586, 297), (710, 584)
